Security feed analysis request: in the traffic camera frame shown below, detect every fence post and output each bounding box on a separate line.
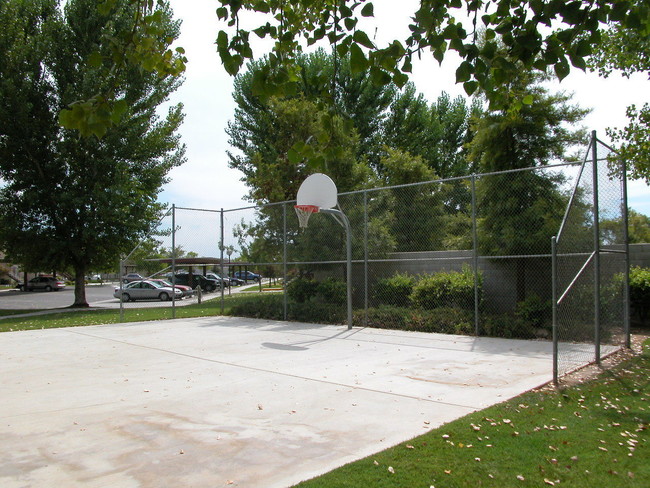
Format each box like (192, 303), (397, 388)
(119, 258), (124, 323)
(552, 236), (558, 385)
(363, 190), (369, 327)
(220, 208), (225, 314)
(591, 131), (601, 364)
(171, 203), (176, 319)
(622, 155), (631, 348)
(283, 203), (288, 321)
(471, 174), (480, 335)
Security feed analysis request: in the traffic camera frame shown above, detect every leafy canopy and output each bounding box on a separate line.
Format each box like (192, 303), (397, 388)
(215, 0), (649, 105)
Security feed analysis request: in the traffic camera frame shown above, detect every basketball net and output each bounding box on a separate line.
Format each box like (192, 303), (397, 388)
(294, 204), (319, 228)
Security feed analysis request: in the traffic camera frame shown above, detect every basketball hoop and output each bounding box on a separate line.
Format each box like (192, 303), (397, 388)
(294, 204), (319, 228)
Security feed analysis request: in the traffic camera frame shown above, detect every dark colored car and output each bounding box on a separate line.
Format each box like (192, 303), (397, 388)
(171, 273), (221, 292)
(19, 276), (66, 292)
(233, 271), (261, 283)
(206, 272), (238, 287)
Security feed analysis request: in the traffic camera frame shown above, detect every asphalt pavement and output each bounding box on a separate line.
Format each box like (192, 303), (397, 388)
(0, 281), (256, 315)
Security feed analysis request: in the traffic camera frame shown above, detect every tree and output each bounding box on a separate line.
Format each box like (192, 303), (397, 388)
(383, 86), (481, 178)
(589, 25), (650, 183)
(378, 147), (446, 252)
(467, 71), (589, 301)
(227, 51), (391, 204)
(0, 0), (186, 307)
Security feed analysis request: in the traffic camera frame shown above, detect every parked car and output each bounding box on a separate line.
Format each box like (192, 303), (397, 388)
(19, 276), (66, 292)
(114, 280), (182, 302)
(228, 276), (244, 286)
(171, 273), (221, 292)
(233, 270), (261, 283)
(122, 273), (144, 284)
(206, 272), (233, 287)
(149, 279), (194, 298)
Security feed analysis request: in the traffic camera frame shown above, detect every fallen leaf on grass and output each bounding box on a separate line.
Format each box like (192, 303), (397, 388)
(405, 444), (414, 449)
(516, 475), (525, 481)
(388, 466), (395, 474)
(544, 478), (555, 486)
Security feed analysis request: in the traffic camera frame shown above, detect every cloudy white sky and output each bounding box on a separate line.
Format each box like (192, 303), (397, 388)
(161, 0), (649, 215)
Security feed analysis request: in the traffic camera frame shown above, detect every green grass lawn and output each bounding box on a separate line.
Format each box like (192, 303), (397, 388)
(293, 341), (650, 488)
(0, 295), (250, 332)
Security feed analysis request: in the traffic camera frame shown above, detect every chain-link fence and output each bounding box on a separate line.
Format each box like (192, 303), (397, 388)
(119, 133), (630, 380)
(552, 134), (629, 381)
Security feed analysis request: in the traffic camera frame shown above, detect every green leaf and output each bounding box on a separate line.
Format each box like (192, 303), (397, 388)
(361, 3), (374, 17)
(216, 7), (228, 20)
(349, 43), (369, 74)
(111, 99), (128, 124)
(522, 94), (534, 105)
(392, 71), (408, 88)
(353, 30), (375, 49)
(88, 51), (103, 68)
(287, 147), (301, 164)
(463, 80), (479, 96)
(554, 58), (570, 80)
(344, 17), (357, 31)
(455, 61), (472, 83)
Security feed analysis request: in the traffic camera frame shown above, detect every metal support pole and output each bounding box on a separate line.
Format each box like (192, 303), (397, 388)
(622, 156), (631, 348)
(171, 204), (176, 319)
(321, 208), (353, 330)
(119, 259), (124, 323)
(552, 236), (558, 385)
(363, 191), (369, 327)
(283, 204), (288, 321)
(220, 208), (225, 314)
(591, 131), (601, 364)
(471, 175), (480, 335)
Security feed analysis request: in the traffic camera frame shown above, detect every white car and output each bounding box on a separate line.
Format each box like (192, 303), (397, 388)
(114, 280), (182, 302)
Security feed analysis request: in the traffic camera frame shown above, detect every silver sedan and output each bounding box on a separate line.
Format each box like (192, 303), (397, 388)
(114, 280), (183, 302)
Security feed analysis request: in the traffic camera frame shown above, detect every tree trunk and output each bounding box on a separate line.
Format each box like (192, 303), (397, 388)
(72, 266), (89, 308)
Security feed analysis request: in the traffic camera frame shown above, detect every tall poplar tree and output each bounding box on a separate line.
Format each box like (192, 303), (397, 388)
(0, 0), (186, 306)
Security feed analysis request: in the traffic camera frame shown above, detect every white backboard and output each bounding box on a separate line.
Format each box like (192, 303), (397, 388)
(296, 173), (338, 209)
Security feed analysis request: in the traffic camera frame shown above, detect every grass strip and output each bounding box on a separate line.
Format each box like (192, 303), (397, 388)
(0, 295), (255, 332)
(293, 341), (650, 488)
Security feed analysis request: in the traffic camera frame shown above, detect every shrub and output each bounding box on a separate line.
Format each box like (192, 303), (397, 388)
(286, 277), (319, 303)
(229, 294), (284, 320)
(288, 301), (346, 324)
(357, 306), (474, 335)
(481, 314), (535, 339)
(373, 273), (416, 307)
(410, 265), (480, 310)
(630, 266), (650, 325)
(317, 278), (347, 305)
(514, 294), (552, 332)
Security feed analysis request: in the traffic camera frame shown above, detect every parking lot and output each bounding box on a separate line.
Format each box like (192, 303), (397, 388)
(0, 282), (241, 311)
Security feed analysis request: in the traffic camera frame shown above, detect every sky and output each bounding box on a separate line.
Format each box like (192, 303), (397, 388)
(160, 0), (649, 216)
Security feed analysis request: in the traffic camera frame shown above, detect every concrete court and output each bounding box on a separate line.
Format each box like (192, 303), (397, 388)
(1, 317), (557, 488)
